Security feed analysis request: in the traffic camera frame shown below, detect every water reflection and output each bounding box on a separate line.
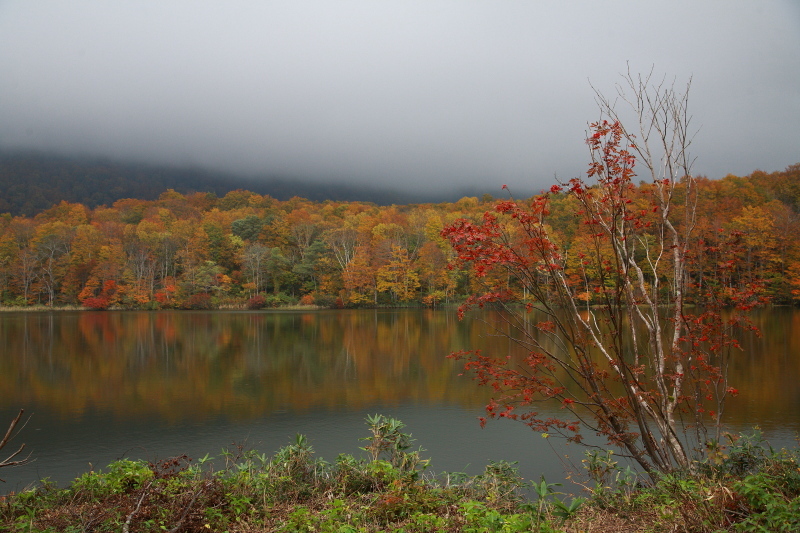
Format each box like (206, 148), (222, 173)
(1, 309), (510, 420)
(0, 308), (797, 492)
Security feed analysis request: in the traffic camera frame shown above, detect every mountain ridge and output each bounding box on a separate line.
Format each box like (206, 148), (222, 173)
(0, 150), (506, 216)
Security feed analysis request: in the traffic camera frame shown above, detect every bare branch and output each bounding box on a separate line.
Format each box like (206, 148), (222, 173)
(0, 409), (32, 481)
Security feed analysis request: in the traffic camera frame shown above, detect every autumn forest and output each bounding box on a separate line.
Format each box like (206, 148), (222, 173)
(1, 163), (799, 310)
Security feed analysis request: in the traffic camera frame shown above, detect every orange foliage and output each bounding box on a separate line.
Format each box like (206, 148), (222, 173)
(0, 163), (798, 308)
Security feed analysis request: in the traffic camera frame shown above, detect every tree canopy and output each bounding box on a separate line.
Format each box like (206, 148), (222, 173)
(0, 162), (797, 310)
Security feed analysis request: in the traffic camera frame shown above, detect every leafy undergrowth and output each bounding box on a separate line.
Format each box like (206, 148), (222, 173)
(1, 421), (798, 532)
(569, 430), (800, 533)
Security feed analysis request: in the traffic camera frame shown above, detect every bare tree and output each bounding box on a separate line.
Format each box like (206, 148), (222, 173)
(241, 243), (271, 295)
(325, 227), (360, 271)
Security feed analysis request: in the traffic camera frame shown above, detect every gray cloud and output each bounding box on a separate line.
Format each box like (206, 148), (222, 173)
(1, 1), (798, 196)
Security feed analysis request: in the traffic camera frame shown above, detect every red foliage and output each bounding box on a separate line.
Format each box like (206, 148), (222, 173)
(441, 117), (763, 474)
(184, 293), (213, 310)
(81, 297), (110, 310)
(247, 295), (267, 310)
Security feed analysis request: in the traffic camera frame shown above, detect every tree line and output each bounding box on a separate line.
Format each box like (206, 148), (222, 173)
(0, 163), (798, 310)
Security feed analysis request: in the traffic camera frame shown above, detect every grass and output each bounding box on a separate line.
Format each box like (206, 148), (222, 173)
(0, 304), (86, 312)
(0, 303), (325, 312)
(1, 421), (798, 532)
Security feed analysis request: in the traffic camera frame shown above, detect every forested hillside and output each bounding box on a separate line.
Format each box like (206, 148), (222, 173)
(0, 151), (478, 216)
(0, 163), (798, 309)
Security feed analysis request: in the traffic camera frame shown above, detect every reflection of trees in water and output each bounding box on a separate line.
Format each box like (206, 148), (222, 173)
(0, 310), (499, 421)
(721, 309), (800, 432)
(0, 309), (794, 432)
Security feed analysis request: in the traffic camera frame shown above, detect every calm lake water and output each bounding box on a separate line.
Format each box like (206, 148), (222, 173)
(0, 308), (798, 493)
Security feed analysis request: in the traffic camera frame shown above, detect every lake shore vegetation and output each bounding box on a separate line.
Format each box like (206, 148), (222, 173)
(1, 417), (798, 532)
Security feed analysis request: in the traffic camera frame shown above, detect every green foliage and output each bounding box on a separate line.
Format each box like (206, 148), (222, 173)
(2, 296), (28, 307)
(6, 422), (800, 532)
(266, 433), (327, 500)
(360, 414), (430, 476)
(475, 460), (528, 509)
(705, 428), (778, 478)
(333, 452), (380, 494)
(70, 459), (154, 498)
(231, 214), (264, 241)
(734, 472), (800, 532)
(1, 415), (560, 532)
(726, 434), (800, 532)
(525, 474), (585, 528)
(582, 449), (641, 506)
(570, 432), (800, 532)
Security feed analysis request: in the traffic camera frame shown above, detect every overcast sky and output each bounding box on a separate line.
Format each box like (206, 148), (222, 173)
(1, 1), (798, 196)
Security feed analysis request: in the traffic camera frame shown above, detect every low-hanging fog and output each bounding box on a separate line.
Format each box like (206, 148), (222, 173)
(1, 1), (798, 198)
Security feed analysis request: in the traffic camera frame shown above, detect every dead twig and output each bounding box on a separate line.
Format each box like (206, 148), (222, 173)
(167, 482), (209, 533)
(0, 409), (31, 481)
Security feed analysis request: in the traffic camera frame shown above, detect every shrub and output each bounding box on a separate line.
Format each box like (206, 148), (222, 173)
(265, 293), (296, 307)
(81, 296), (110, 310)
(311, 294), (338, 308)
(247, 294), (267, 309)
(3, 296), (29, 307)
(184, 292), (213, 310)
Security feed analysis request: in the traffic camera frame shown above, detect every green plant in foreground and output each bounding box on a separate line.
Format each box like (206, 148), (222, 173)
(732, 463), (800, 532)
(360, 414), (430, 476)
(7, 420), (800, 532)
(573, 430), (800, 532)
(582, 449), (641, 506)
(476, 460), (527, 509)
(70, 459), (154, 498)
(528, 475), (584, 527)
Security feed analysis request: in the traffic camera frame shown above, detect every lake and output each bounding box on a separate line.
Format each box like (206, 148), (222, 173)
(0, 307), (798, 493)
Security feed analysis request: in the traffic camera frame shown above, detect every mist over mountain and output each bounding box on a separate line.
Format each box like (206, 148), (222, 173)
(3, 3), (798, 206)
(0, 151), (518, 216)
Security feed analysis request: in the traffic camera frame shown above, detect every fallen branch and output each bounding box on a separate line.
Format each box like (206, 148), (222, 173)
(122, 481), (152, 533)
(167, 482), (208, 533)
